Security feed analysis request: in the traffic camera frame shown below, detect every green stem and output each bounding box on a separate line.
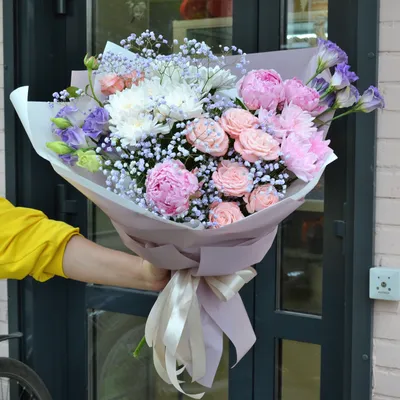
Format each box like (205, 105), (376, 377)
(88, 69), (103, 108)
(306, 71), (320, 86)
(133, 336), (147, 359)
(318, 109), (355, 126)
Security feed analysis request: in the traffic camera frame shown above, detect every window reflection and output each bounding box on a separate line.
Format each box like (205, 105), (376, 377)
(281, 0), (328, 50)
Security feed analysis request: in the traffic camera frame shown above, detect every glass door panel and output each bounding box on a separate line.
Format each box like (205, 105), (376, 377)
(88, 310), (230, 400)
(278, 340), (321, 400)
(279, 178), (324, 315)
(281, 0), (328, 50)
(87, 0), (235, 244)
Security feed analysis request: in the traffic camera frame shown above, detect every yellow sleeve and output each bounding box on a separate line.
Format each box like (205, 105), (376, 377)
(0, 198), (80, 282)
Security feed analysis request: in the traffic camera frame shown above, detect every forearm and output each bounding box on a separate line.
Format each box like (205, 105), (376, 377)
(63, 235), (159, 290)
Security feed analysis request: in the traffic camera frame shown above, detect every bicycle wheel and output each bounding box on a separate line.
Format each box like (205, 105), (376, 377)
(0, 357), (52, 400)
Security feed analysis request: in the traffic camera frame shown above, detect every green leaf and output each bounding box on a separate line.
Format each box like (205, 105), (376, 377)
(65, 86), (81, 99)
(234, 97), (248, 110)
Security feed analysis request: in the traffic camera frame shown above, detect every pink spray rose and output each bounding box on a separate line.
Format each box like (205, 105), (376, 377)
(237, 69), (285, 111)
(244, 184), (279, 214)
(145, 160), (199, 216)
(123, 70), (145, 89)
(186, 118), (229, 157)
(234, 128), (280, 162)
(212, 160), (253, 197)
(219, 108), (259, 139)
(283, 78), (325, 115)
(259, 103), (317, 142)
(209, 202), (245, 228)
(281, 131), (333, 182)
(99, 73), (126, 96)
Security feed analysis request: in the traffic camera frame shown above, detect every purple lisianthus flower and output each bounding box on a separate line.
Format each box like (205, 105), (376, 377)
(333, 85), (360, 109)
(59, 154), (78, 166)
(82, 107), (110, 139)
(56, 105), (79, 119)
(58, 126), (87, 148)
(331, 63), (359, 90)
(316, 39), (348, 73)
(310, 77), (330, 94)
(355, 86), (385, 113)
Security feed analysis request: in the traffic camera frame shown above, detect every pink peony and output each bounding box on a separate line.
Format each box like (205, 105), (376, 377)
(186, 118), (229, 157)
(220, 108), (259, 139)
(99, 73), (126, 96)
(234, 128), (280, 162)
(237, 69), (285, 111)
(284, 78), (325, 115)
(212, 160), (253, 197)
(244, 184), (280, 213)
(209, 202), (244, 228)
(145, 160), (199, 217)
(259, 103), (317, 142)
(281, 131), (333, 182)
(123, 71), (145, 88)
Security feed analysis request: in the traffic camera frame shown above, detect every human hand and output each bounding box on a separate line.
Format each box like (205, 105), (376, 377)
(140, 259), (170, 292)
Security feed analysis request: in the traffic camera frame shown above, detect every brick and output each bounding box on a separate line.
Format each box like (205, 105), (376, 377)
(379, 53), (400, 82)
(379, 84), (400, 111)
(380, 22), (400, 52)
(375, 339), (400, 369)
(375, 313), (400, 340)
(376, 198), (400, 225)
(380, 0), (400, 22)
(373, 367), (400, 398)
(375, 299), (400, 314)
(376, 168), (400, 198)
(376, 225), (400, 255)
(375, 254), (400, 269)
(377, 111), (400, 139)
(377, 140), (400, 168)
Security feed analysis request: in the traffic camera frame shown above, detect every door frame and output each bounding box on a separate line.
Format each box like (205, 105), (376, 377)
(3, 0), (378, 399)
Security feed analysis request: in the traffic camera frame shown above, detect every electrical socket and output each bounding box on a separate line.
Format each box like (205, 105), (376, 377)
(370, 267), (400, 301)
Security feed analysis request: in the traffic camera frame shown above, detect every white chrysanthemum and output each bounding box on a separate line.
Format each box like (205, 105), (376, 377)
(110, 114), (170, 147)
(156, 82), (205, 121)
(199, 66), (237, 93)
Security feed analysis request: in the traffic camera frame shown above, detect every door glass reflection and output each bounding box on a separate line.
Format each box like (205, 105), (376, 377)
(278, 340), (321, 400)
(88, 310), (229, 399)
(281, 0), (328, 50)
(279, 178), (324, 315)
(88, 0), (233, 55)
(87, 0), (234, 243)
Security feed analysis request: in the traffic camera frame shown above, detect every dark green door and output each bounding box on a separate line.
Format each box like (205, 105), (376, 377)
(4, 0), (377, 399)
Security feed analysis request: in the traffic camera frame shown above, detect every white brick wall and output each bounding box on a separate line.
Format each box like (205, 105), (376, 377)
(374, 0), (400, 398)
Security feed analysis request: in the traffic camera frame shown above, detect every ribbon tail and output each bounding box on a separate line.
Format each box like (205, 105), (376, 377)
(199, 283), (256, 366)
(166, 350), (205, 399)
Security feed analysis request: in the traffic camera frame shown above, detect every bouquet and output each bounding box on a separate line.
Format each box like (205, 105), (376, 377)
(11, 31), (384, 398)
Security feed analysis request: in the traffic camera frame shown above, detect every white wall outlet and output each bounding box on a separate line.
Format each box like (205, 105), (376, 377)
(370, 267), (400, 301)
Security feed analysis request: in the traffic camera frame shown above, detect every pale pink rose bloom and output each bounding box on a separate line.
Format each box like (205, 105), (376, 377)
(212, 160), (253, 197)
(99, 73), (126, 96)
(244, 184), (280, 214)
(234, 128), (280, 162)
(123, 71), (145, 89)
(220, 108), (259, 139)
(237, 69), (285, 111)
(186, 118), (229, 157)
(145, 159), (199, 217)
(283, 78), (324, 115)
(281, 131), (333, 182)
(259, 103), (317, 142)
(209, 202), (245, 229)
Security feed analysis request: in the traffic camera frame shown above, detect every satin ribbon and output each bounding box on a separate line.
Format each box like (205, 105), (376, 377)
(145, 267), (257, 399)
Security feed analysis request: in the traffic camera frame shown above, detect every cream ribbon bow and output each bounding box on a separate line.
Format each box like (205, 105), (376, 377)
(145, 267), (257, 399)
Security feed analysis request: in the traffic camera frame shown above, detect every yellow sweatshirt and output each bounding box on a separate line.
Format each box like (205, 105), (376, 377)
(0, 198), (79, 282)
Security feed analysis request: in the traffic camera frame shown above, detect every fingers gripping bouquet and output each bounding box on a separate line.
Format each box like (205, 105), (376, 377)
(11, 32), (384, 398)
